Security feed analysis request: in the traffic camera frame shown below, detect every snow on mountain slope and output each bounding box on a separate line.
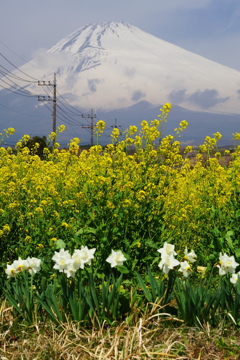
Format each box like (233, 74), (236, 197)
(9, 22), (240, 113)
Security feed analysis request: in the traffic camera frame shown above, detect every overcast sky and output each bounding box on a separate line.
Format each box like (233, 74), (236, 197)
(1, 0), (240, 71)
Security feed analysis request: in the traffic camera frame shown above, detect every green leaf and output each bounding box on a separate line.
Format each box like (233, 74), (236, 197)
(130, 238), (142, 248)
(225, 230), (234, 251)
(135, 272), (152, 302)
(235, 248), (240, 258)
(75, 227), (97, 236)
(55, 239), (66, 249)
(116, 265), (129, 274)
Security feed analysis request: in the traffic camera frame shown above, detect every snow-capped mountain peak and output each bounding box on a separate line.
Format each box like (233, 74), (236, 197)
(8, 22), (240, 113)
(50, 22), (134, 53)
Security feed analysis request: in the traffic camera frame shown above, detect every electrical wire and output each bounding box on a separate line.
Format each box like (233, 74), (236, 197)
(0, 83), (38, 97)
(57, 97), (84, 117)
(0, 51), (112, 145)
(39, 99), (81, 129)
(41, 101), (83, 139)
(57, 105), (81, 125)
(0, 64), (38, 83)
(0, 76), (36, 96)
(39, 84), (83, 126)
(45, 86), (91, 126)
(56, 89), (84, 116)
(0, 101), (35, 117)
(0, 52), (39, 81)
(0, 40), (29, 65)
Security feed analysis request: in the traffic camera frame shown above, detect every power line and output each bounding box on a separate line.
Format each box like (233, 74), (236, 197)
(56, 90), (84, 116)
(81, 109), (96, 146)
(0, 83), (38, 97)
(0, 76), (35, 96)
(57, 105), (81, 125)
(57, 97), (84, 117)
(0, 101), (35, 117)
(0, 52), (39, 81)
(0, 40), (29, 65)
(0, 51), (115, 145)
(41, 101), (84, 138)
(0, 64), (38, 83)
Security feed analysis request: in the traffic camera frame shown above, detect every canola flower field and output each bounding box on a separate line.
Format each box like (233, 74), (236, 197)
(1, 103), (240, 328)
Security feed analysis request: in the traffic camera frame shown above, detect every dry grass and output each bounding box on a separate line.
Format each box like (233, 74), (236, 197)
(0, 301), (240, 360)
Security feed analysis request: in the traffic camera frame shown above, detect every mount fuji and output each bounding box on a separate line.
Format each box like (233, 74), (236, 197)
(1, 21), (240, 145)
(24, 21), (240, 113)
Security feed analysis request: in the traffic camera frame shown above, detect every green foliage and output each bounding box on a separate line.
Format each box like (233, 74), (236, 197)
(136, 268), (175, 306)
(4, 272), (43, 324)
(174, 273), (221, 327)
(2, 107), (240, 329)
(5, 270), (129, 326)
(219, 276), (240, 326)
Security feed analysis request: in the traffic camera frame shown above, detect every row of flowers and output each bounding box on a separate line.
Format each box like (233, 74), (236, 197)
(5, 247), (127, 278)
(5, 242), (240, 284)
(158, 242), (240, 284)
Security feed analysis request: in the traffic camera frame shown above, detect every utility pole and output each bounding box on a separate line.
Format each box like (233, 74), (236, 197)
(81, 108), (96, 147)
(38, 73), (57, 134)
(53, 73), (57, 134)
(111, 118), (122, 133)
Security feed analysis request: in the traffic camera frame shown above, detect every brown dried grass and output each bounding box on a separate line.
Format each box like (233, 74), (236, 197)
(0, 301), (239, 360)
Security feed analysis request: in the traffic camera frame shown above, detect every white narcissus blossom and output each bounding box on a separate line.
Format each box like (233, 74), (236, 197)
(158, 253), (180, 274)
(179, 261), (191, 277)
(72, 246), (96, 270)
(65, 262), (77, 278)
(52, 248), (73, 273)
(106, 250), (127, 268)
(230, 272), (240, 285)
(5, 257), (41, 278)
(52, 247), (96, 277)
(5, 263), (18, 278)
(25, 257), (41, 275)
(11, 257), (28, 273)
(217, 252), (239, 276)
(157, 242), (177, 257)
(184, 247), (197, 263)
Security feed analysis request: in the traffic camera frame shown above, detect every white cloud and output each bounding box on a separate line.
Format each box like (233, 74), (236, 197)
(33, 48), (74, 71)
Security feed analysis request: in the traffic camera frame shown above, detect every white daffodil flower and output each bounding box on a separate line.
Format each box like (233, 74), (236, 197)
(179, 261), (191, 277)
(72, 246), (96, 270)
(11, 257), (28, 273)
(5, 257), (42, 277)
(217, 252), (239, 276)
(158, 253), (180, 274)
(157, 242), (177, 257)
(65, 262), (77, 278)
(5, 263), (18, 278)
(25, 257), (41, 275)
(52, 248), (72, 273)
(184, 247), (197, 263)
(106, 250), (127, 268)
(230, 272), (240, 285)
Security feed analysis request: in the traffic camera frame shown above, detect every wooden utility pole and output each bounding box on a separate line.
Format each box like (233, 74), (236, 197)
(38, 73), (57, 133)
(53, 73), (57, 133)
(111, 118), (121, 132)
(81, 108), (96, 146)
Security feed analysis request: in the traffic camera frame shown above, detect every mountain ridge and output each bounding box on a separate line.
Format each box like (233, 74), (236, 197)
(1, 21), (240, 146)
(15, 21), (240, 114)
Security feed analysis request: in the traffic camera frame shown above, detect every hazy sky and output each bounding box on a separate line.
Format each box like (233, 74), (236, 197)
(1, 0), (240, 70)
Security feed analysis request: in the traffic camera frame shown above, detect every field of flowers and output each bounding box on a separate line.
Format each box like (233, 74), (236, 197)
(0, 103), (240, 330)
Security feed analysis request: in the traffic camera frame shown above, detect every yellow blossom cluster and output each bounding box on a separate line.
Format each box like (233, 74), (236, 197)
(1, 106), (240, 266)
